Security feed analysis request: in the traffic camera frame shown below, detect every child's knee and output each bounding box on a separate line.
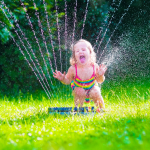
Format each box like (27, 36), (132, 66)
(74, 87), (86, 97)
(90, 87), (101, 99)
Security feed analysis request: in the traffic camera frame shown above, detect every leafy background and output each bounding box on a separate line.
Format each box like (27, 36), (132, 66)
(0, 0), (149, 96)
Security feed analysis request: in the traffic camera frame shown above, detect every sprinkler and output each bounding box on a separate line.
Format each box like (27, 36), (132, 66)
(48, 106), (97, 115)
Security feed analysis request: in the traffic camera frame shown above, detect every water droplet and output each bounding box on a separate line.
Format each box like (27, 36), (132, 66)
(28, 133), (32, 136)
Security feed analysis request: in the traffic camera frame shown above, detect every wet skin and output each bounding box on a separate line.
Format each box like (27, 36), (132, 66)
(53, 41), (107, 110)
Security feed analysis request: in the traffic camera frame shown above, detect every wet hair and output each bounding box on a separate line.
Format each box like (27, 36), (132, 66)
(70, 39), (96, 65)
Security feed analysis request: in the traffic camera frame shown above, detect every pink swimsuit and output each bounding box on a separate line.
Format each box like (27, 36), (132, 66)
(71, 64), (97, 103)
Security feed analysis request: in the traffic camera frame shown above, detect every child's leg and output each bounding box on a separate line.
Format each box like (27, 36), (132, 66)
(74, 96), (79, 107)
(74, 96), (85, 107)
(89, 86), (105, 109)
(73, 87), (86, 107)
(95, 94), (105, 109)
(79, 98), (85, 107)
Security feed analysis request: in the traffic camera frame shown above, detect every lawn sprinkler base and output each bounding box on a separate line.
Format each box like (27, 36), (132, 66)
(48, 107), (103, 115)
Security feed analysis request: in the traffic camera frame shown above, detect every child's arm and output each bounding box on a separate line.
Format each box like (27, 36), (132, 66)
(53, 66), (75, 85)
(95, 63), (107, 83)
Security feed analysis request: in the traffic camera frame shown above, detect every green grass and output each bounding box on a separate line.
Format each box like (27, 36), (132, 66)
(0, 83), (150, 150)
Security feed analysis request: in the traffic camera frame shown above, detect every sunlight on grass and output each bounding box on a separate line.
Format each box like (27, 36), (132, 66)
(0, 85), (150, 150)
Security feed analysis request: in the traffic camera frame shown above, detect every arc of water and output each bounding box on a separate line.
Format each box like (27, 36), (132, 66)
(72, 0), (77, 44)
(118, 0), (123, 7)
(112, 0), (117, 6)
(0, 20), (51, 99)
(101, 47), (120, 67)
(97, 0), (135, 64)
(1, 1), (53, 96)
(64, 0), (69, 99)
(42, 0), (64, 99)
(20, 1), (52, 84)
(93, 27), (103, 49)
(41, 0), (61, 94)
(93, 3), (112, 49)
(55, 0), (62, 72)
(32, 0), (54, 72)
(93, 0), (119, 49)
(53, 0), (65, 99)
(0, 6), (52, 98)
(80, 0), (89, 39)
(9, 31), (51, 99)
(42, 0), (57, 71)
(1, 2), (57, 98)
(96, 0), (123, 54)
(64, 0), (68, 71)
(0, 21), (5, 27)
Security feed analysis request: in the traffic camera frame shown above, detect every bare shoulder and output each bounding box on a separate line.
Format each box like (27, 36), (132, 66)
(68, 65), (75, 73)
(67, 65), (75, 78)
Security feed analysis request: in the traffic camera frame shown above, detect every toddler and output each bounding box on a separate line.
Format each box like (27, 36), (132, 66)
(53, 39), (107, 111)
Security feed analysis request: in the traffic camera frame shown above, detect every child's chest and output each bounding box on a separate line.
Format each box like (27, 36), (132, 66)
(76, 67), (94, 80)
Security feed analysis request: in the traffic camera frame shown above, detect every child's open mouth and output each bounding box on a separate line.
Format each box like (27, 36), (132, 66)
(80, 55), (85, 63)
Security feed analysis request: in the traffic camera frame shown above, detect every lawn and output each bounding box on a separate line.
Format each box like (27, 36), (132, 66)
(0, 81), (150, 150)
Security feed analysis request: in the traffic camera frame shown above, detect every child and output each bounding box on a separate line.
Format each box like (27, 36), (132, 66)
(53, 39), (107, 112)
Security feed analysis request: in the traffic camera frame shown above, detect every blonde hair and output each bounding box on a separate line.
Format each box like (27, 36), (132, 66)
(70, 39), (96, 65)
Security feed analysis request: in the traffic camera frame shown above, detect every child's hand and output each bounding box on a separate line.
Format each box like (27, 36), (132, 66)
(97, 64), (107, 76)
(53, 70), (66, 81)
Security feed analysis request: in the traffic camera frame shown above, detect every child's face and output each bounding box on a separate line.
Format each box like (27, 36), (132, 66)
(74, 41), (90, 65)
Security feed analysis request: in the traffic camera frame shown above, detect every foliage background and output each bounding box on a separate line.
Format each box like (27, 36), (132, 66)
(0, 0), (149, 96)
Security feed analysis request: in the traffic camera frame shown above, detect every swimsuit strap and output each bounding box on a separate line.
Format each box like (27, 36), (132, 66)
(92, 64), (95, 77)
(75, 64), (77, 78)
(75, 64), (95, 80)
